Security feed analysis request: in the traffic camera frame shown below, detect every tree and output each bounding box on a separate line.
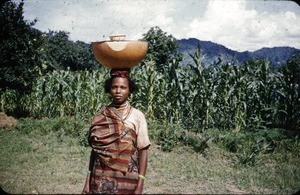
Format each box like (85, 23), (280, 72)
(0, 0), (43, 94)
(42, 30), (100, 71)
(141, 26), (183, 71)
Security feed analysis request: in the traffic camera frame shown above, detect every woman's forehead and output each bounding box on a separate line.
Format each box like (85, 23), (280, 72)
(111, 77), (129, 85)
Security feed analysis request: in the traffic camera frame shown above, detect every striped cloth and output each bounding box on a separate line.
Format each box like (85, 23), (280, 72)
(88, 102), (139, 194)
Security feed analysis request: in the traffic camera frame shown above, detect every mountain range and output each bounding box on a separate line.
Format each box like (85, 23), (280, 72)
(177, 38), (300, 67)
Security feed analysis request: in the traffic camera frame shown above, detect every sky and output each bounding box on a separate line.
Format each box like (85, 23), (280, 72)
(16, 0), (300, 52)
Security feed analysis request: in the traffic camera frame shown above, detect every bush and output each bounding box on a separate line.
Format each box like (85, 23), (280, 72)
(148, 121), (182, 152)
(205, 129), (300, 166)
(16, 117), (89, 146)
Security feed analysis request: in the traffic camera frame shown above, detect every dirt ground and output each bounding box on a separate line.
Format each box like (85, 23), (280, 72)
(0, 112), (17, 128)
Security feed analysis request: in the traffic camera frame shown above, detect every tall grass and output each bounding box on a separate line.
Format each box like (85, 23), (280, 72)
(0, 50), (299, 135)
(31, 68), (111, 119)
(132, 51), (299, 133)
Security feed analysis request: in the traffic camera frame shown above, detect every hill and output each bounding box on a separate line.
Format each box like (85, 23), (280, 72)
(177, 38), (300, 67)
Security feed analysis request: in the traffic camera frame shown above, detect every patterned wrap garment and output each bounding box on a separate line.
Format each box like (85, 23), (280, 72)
(88, 101), (147, 194)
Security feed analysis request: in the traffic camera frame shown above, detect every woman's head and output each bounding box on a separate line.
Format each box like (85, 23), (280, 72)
(104, 76), (138, 94)
(104, 69), (138, 104)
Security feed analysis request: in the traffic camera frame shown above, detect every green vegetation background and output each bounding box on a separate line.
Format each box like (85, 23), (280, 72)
(1, 1), (299, 194)
(1, 117), (299, 194)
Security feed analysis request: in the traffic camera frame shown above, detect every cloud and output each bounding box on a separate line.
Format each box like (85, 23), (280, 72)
(26, 0), (176, 42)
(19, 0), (300, 51)
(184, 0), (300, 51)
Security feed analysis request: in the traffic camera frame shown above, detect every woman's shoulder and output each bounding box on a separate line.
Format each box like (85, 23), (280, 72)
(128, 107), (148, 128)
(130, 107), (146, 118)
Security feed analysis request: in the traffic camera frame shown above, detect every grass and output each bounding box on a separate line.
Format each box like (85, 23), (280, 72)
(0, 125), (89, 194)
(145, 144), (300, 194)
(0, 117), (299, 194)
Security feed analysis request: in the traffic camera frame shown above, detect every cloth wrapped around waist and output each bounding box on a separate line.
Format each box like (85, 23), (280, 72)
(88, 114), (137, 174)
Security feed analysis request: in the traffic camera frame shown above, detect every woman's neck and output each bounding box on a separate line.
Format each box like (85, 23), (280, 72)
(110, 100), (129, 109)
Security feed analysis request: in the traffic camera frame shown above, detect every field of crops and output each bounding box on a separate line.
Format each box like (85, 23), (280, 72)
(1, 50), (299, 133)
(1, 51), (299, 155)
(1, 50), (299, 194)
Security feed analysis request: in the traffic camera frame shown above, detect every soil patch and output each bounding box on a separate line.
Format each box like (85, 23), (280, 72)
(0, 112), (17, 128)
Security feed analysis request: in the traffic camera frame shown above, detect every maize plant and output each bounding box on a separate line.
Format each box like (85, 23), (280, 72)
(27, 68), (109, 120)
(1, 51), (299, 133)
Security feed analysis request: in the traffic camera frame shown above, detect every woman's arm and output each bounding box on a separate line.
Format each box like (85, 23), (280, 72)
(134, 147), (149, 194)
(82, 150), (94, 194)
(82, 172), (91, 194)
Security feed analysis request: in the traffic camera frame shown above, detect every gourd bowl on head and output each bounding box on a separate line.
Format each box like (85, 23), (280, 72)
(91, 34), (148, 69)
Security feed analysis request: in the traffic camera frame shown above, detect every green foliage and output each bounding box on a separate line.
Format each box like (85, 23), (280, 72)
(148, 121), (182, 152)
(181, 131), (210, 153)
(0, 89), (31, 117)
(0, 1), (102, 119)
(42, 30), (100, 71)
(1, 118), (300, 194)
(0, 10), (299, 154)
(207, 128), (299, 166)
(16, 116), (88, 143)
(0, 0), (101, 100)
(278, 54), (300, 131)
(29, 69), (110, 119)
(133, 47), (300, 134)
(0, 68), (110, 119)
(141, 26), (183, 70)
(0, 0), (43, 93)
(2, 50), (299, 154)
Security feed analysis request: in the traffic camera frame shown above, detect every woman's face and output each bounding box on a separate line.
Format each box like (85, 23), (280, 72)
(110, 77), (130, 105)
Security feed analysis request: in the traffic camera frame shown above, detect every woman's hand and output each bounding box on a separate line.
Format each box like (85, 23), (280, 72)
(134, 148), (148, 194)
(82, 151), (94, 194)
(134, 187), (143, 194)
(82, 172), (91, 194)
(82, 185), (90, 194)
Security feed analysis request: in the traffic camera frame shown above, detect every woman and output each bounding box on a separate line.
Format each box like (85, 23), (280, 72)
(82, 69), (151, 194)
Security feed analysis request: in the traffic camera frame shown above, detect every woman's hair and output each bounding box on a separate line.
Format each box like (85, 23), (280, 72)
(104, 76), (138, 94)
